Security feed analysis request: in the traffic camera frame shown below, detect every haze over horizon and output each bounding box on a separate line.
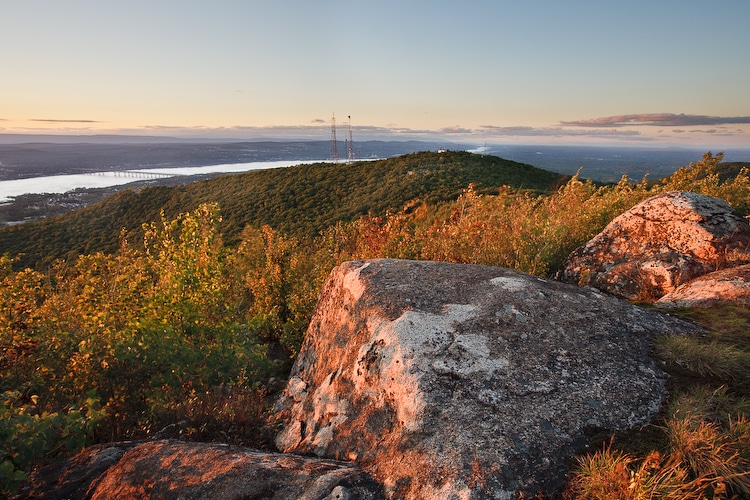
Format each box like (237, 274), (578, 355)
(3, 1), (750, 148)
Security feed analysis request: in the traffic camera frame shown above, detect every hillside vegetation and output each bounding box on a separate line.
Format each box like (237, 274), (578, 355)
(0, 151), (565, 270)
(2, 151), (750, 497)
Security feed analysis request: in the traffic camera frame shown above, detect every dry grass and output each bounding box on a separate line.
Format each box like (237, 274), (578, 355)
(654, 334), (750, 382)
(665, 414), (750, 496)
(568, 416), (750, 499)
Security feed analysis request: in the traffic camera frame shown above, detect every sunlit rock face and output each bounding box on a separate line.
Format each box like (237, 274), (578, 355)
(274, 259), (699, 499)
(19, 440), (384, 500)
(556, 191), (750, 301)
(657, 263), (750, 308)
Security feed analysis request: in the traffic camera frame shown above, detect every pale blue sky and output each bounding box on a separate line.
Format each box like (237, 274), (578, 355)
(2, 0), (750, 146)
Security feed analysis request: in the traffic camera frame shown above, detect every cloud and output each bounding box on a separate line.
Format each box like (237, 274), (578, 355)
(561, 113), (750, 128)
(123, 123), (469, 142)
(120, 122), (655, 143)
(30, 119), (101, 123)
(686, 128), (742, 136)
(481, 126), (538, 134)
(479, 125), (642, 138)
(14, 117), (745, 146)
(440, 126), (473, 134)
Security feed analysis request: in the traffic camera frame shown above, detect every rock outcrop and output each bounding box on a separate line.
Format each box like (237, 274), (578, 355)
(274, 259), (699, 498)
(17, 441), (141, 500)
(656, 263), (750, 308)
(18, 440), (384, 500)
(556, 191), (750, 301)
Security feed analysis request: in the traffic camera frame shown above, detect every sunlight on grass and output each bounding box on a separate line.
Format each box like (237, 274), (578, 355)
(569, 406), (750, 498)
(654, 334), (750, 382)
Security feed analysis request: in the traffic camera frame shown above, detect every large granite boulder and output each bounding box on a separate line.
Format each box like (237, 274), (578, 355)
(18, 440), (383, 500)
(556, 191), (750, 301)
(656, 263), (750, 308)
(274, 259), (699, 498)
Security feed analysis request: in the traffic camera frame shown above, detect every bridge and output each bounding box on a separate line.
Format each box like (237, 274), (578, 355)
(88, 170), (175, 179)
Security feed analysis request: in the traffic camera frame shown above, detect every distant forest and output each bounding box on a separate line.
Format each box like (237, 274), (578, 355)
(0, 151), (566, 270)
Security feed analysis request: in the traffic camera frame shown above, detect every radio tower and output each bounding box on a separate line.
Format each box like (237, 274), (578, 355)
(329, 113), (338, 164)
(346, 115), (354, 164)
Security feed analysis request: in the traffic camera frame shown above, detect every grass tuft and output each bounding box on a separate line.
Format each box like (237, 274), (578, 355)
(654, 334), (750, 382)
(568, 417), (750, 499)
(665, 412), (750, 496)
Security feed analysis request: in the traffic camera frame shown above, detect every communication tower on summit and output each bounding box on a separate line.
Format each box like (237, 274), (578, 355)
(346, 115), (354, 164)
(330, 114), (339, 164)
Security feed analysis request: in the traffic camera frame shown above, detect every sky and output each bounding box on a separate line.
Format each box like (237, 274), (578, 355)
(2, 0), (750, 148)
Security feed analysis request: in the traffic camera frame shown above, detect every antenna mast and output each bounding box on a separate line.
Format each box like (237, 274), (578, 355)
(346, 115), (354, 164)
(330, 113), (339, 164)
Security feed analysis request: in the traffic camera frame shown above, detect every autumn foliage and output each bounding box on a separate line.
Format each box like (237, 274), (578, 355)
(1, 151), (749, 495)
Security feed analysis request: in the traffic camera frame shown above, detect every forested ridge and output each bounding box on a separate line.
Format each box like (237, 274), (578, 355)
(0, 151), (565, 270)
(2, 151), (750, 497)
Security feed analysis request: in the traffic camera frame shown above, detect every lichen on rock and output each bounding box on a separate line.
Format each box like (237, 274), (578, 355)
(556, 191), (750, 301)
(274, 258), (699, 498)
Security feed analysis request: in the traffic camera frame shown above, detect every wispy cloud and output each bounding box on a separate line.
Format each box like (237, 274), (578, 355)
(133, 123), (451, 141)
(479, 125), (643, 138)
(30, 119), (101, 123)
(561, 113), (750, 128)
(99, 122), (656, 144)
(11, 116), (748, 147)
(440, 126), (473, 134)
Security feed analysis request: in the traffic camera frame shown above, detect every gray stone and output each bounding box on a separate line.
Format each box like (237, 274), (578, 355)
(17, 440), (384, 500)
(657, 263), (750, 308)
(274, 259), (700, 498)
(556, 191), (750, 301)
(15, 441), (140, 500)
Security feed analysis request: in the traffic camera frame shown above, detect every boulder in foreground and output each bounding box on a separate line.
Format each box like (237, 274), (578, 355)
(274, 259), (699, 498)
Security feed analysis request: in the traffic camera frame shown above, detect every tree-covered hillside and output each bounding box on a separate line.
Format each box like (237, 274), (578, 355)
(2, 152), (749, 497)
(0, 151), (566, 269)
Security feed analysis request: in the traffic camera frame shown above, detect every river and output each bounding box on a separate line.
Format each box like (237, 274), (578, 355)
(0, 160), (320, 203)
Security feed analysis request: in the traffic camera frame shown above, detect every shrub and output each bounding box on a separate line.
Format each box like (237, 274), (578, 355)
(0, 390), (105, 496)
(0, 204), (274, 491)
(660, 152), (750, 215)
(232, 225), (332, 355)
